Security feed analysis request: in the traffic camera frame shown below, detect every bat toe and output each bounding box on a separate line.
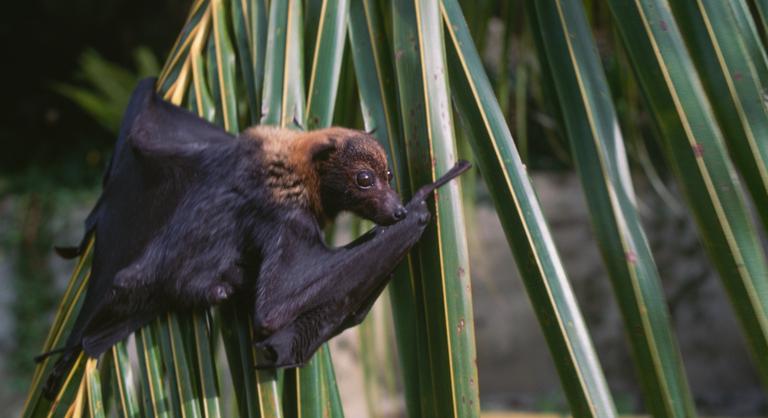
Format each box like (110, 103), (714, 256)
(253, 341), (302, 369)
(253, 341), (278, 367)
(253, 329), (304, 368)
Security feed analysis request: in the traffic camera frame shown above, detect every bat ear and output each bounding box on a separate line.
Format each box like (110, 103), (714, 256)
(311, 138), (338, 162)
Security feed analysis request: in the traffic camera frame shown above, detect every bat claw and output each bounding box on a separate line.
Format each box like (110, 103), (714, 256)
(253, 341), (278, 366)
(252, 341), (305, 369)
(292, 115), (305, 131)
(209, 283), (233, 303)
(253, 329), (308, 368)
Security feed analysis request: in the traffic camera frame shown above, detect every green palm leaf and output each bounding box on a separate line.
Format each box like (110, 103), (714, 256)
(391, 1), (480, 416)
(135, 326), (169, 418)
(85, 358), (105, 418)
(347, 2), (426, 416)
(23, 0), (768, 417)
(441, 1), (617, 416)
(110, 343), (141, 418)
(528, 0), (696, 416)
(606, 0), (768, 389)
(671, 0), (768, 233)
(305, 0), (350, 129)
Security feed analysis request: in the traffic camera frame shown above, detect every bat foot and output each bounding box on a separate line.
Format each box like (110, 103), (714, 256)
(252, 353), (306, 370)
(253, 332), (306, 369)
(254, 341), (303, 369)
(253, 341), (278, 367)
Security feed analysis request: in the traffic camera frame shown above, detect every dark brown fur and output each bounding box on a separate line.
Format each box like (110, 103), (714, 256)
(241, 126), (401, 226)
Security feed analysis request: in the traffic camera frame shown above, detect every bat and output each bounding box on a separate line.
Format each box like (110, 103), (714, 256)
(37, 78), (471, 399)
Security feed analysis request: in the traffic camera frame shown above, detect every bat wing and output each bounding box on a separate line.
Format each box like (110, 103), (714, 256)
(62, 78), (239, 352)
(80, 304), (158, 357)
(123, 78), (237, 161)
(57, 78), (238, 258)
(43, 79), (244, 398)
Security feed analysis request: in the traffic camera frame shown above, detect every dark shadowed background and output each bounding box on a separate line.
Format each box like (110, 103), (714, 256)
(0, 0), (187, 184)
(0, 0), (186, 409)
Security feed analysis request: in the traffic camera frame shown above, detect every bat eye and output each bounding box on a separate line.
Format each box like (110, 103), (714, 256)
(356, 171), (374, 189)
(386, 170), (393, 182)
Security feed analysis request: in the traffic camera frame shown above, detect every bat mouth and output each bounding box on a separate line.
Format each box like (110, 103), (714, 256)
(354, 187), (407, 226)
(371, 205), (407, 225)
(368, 197), (407, 225)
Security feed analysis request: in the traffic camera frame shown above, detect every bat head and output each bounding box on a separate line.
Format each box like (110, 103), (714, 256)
(311, 128), (406, 226)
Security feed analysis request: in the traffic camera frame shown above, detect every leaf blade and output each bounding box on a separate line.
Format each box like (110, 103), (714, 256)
(305, 0), (350, 129)
(529, 0), (697, 415)
(606, 0), (768, 390)
(347, 2), (426, 416)
(441, 1), (617, 416)
(391, 1), (480, 416)
(671, 0), (768, 234)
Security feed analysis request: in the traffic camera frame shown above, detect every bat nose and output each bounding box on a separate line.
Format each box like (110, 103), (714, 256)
(393, 206), (407, 220)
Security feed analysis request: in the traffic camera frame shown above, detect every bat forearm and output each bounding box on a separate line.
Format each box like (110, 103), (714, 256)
(252, 161), (471, 367)
(252, 201), (429, 337)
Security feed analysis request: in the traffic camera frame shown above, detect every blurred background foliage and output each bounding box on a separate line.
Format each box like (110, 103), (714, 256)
(2, 0), (767, 416)
(0, 0), (186, 187)
(0, 0), (183, 407)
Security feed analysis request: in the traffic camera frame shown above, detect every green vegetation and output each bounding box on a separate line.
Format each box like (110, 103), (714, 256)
(14, 0), (768, 417)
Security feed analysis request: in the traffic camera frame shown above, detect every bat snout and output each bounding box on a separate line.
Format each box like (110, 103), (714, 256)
(368, 189), (407, 225)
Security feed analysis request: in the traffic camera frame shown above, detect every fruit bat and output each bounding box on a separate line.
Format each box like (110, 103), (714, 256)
(37, 78), (470, 399)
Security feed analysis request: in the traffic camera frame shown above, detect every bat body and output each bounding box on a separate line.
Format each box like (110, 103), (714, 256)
(39, 78), (470, 399)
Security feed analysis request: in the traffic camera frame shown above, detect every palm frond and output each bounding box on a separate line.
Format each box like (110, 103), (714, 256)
(22, 0), (768, 417)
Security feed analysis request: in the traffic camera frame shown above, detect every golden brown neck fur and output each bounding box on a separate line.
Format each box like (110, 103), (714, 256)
(239, 126), (355, 223)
